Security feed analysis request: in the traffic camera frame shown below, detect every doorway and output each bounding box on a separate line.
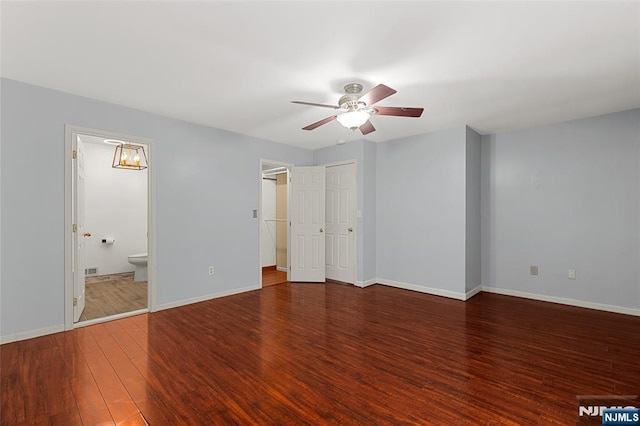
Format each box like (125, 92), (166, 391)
(259, 161), (357, 286)
(260, 160), (291, 287)
(64, 126), (155, 329)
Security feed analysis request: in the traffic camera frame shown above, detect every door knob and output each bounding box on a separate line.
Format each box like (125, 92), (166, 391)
(348, 227), (353, 232)
(84, 232), (91, 237)
(320, 228), (324, 233)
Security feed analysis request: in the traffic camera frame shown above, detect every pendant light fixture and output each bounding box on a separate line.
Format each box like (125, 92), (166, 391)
(112, 142), (148, 170)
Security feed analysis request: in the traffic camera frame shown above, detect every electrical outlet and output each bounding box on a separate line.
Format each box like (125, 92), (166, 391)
(208, 266), (215, 275)
(530, 265), (538, 276)
(568, 269), (576, 280)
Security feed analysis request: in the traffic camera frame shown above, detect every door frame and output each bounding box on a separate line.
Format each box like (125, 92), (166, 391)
(64, 125), (156, 330)
(258, 159), (292, 285)
(322, 160), (358, 285)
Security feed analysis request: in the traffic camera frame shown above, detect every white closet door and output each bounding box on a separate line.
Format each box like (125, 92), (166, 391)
(325, 163), (356, 284)
(290, 166), (326, 282)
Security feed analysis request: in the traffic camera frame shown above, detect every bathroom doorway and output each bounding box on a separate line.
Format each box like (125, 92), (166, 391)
(64, 126), (155, 329)
(259, 160), (291, 287)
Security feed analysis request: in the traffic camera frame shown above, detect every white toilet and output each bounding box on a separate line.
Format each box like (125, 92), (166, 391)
(127, 252), (148, 282)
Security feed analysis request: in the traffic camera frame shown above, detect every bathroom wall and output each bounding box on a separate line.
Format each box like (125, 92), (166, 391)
(260, 178), (276, 267)
(83, 140), (148, 276)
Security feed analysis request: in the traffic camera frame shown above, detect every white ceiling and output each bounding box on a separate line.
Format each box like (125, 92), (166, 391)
(2, 1), (639, 149)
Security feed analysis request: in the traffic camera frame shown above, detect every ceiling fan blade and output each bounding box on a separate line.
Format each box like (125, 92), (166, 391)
(359, 120), (376, 135)
(302, 115), (337, 131)
(358, 84), (397, 106)
(291, 101), (339, 109)
(374, 106), (424, 117)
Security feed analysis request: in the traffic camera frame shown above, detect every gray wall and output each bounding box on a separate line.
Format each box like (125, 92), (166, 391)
(3, 77), (638, 341)
(0, 78), (313, 339)
(376, 127), (467, 294)
(313, 139), (377, 283)
(481, 108), (640, 309)
(362, 141), (377, 282)
(465, 127), (482, 292)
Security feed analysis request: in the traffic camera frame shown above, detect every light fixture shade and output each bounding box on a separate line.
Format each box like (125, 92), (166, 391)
(112, 143), (148, 170)
(336, 111), (370, 129)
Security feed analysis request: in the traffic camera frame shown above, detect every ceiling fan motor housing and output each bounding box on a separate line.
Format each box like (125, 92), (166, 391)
(339, 83), (365, 110)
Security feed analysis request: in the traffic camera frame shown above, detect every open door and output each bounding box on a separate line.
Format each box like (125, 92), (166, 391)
(73, 136), (87, 321)
(290, 166), (326, 282)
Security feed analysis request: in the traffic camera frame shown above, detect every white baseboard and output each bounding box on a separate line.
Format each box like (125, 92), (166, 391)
(482, 286), (640, 317)
(1, 285), (260, 344)
(355, 278), (377, 288)
(376, 278), (467, 301)
(73, 309), (149, 329)
(4, 283), (636, 345)
(1, 324), (65, 345)
(153, 284), (261, 312)
(276, 266), (287, 272)
(465, 285), (482, 300)
(370, 280), (639, 316)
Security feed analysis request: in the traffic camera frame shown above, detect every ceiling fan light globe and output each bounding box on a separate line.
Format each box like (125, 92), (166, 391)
(337, 111), (370, 129)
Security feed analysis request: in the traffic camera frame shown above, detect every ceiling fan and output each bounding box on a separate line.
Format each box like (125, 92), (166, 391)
(291, 83), (423, 135)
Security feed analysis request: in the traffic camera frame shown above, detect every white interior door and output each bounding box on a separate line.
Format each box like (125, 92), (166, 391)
(290, 166), (326, 282)
(73, 136), (87, 322)
(325, 163), (356, 284)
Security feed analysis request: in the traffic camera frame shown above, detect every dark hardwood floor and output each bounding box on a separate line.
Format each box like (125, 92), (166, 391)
(1, 283), (639, 425)
(262, 265), (287, 287)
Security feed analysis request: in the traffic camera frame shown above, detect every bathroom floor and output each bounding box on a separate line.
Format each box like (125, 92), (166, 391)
(79, 272), (147, 322)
